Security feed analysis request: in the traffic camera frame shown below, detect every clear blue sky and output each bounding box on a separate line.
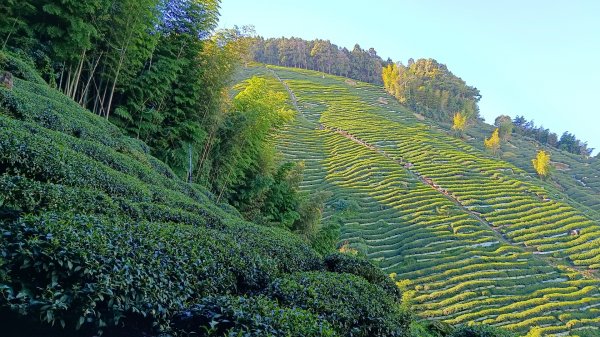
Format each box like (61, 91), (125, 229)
(219, 0), (600, 153)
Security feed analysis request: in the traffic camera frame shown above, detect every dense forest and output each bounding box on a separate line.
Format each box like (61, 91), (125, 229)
(1, 0), (224, 175)
(383, 60), (481, 122)
(250, 36), (388, 84)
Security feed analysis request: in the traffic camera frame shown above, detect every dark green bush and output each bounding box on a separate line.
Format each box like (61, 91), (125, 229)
(267, 272), (411, 337)
(1, 83), (124, 149)
(449, 324), (516, 337)
(310, 221), (341, 255)
(324, 252), (401, 299)
(171, 295), (337, 336)
(0, 51), (46, 85)
(411, 320), (455, 337)
(0, 212), (321, 332)
(0, 174), (120, 214)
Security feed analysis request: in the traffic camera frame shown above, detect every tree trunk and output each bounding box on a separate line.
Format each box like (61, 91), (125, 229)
(196, 128), (216, 178)
(58, 63), (66, 92)
(105, 49), (126, 119)
(70, 49), (87, 100)
(79, 52), (103, 106)
(216, 169), (233, 204)
(1, 18), (18, 50)
(64, 65), (73, 97)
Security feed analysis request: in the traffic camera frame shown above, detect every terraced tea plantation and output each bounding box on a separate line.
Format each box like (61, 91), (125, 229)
(245, 65), (600, 336)
(461, 116), (600, 219)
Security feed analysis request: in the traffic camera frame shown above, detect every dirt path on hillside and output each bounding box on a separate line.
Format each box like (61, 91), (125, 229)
(268, 68), (300, 112)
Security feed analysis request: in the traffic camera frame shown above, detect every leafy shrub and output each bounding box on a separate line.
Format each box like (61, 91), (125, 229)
(0, 212), (321, 333)
(409, 320), (454, 337)
(171, 295), (337, 336)
(330, 197), (359, 212)
(449, 324), (516, 337)
(0, 51), (46, 85)
(310, 221), (341, 255)
(324, 252), (401, 299)
(267, 272), (411, 336)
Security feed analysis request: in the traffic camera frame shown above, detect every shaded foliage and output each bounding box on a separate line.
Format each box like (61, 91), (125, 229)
(268, 272), (411, 337)
(171, 295), (337, 336)
(449, 325), (515, 337)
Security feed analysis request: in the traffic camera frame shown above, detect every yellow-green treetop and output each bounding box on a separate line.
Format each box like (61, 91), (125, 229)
(452, 112), (468, 136)
(382, 63), (400, 98)
(484, 128), (501, 154)
(532, 150), (551, 178)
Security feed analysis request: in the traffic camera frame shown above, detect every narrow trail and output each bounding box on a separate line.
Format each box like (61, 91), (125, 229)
(268, 68), (300, 111)
(270, 67), (599, 281)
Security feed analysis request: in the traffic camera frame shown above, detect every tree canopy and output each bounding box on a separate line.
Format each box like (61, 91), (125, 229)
(532, 150), (551, 178)
(384, 59), (481, 122)
(513, 115), (593, 157)
(484, 128), (501, 154)
(250, 37), (387, 84)
(452, 111), (469, 136)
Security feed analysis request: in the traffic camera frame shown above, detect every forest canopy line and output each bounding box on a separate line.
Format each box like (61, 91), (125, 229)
(512, 115), (594, 156)
(249, 36), (389, 84)
(382, 60), (481, 122)
(249, 36), (482, 123)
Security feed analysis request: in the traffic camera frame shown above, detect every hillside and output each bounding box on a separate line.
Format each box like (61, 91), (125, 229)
(463, 123), (600, 217)
(0, 55), (430, 337)
(238, 64), (600, 337)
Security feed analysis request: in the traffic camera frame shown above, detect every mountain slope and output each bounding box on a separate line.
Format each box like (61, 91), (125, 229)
(248, 65), (600, 336)
(0, 56), (418, 337)
(462, 122), (600, 217)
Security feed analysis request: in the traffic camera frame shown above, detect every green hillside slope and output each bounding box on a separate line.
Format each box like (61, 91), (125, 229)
(462, 123), (600, 217)
(0, 57), (424, 337)
(247, 65), (600, 337)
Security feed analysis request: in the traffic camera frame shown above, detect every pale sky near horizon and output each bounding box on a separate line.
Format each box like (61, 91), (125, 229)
(219, 0), (600, 154)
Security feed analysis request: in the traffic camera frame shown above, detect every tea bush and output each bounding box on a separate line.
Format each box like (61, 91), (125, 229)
(268, 272), (411, 337)
(171, 295), (337, 336)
